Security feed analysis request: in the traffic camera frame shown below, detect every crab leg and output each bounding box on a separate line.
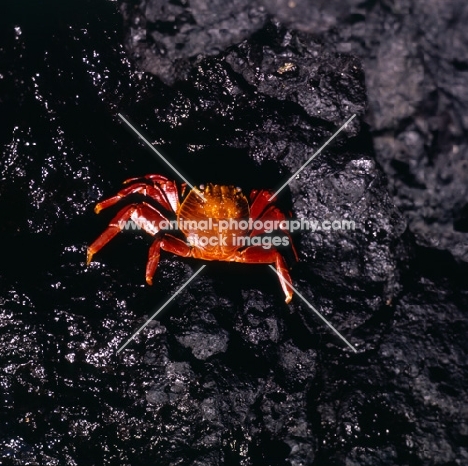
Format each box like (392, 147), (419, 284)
(87, 203), (168, 265)
(249, 189), (276, 219)
(236, 246), (294, 303)
(146, 234), (192, 285)
(249, 204), (299, 261)
(123, 175), (180, 212)
(94, 183), (175, 213)
(123, 174), (170, 184)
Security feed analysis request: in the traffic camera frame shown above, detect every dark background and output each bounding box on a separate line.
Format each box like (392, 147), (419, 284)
(0, 0), (467, 464)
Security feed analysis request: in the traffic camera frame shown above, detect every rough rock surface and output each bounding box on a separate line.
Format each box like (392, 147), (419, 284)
(119, 0), (269, 85)
(318, 0), (468, 264)
(121, 0), (468, 263)
(0, 0), (467, 465)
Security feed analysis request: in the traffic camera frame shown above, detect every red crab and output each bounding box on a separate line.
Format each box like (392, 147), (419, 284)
(87, 174), (298, 302)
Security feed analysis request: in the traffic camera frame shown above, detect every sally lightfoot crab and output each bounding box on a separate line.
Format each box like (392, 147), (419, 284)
(87, 174), (298, 302)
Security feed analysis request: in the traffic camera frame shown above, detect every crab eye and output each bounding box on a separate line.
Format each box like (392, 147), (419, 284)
(236, 186), (242, 192)
(199, 184), (205, 190)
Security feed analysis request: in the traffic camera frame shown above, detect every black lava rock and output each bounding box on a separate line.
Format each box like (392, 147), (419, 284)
(1, 1), (467, 466)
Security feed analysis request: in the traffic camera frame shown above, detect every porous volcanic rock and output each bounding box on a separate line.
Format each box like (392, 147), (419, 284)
(1, 1), (467, 465)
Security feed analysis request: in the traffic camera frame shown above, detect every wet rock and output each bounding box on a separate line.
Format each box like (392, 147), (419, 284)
(119, 0), (268, 85)
(120, 0), (468, 263)
(176, 328), (229, 360)
(1, 1), (467, 465)
(318, 0), (468, 263)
